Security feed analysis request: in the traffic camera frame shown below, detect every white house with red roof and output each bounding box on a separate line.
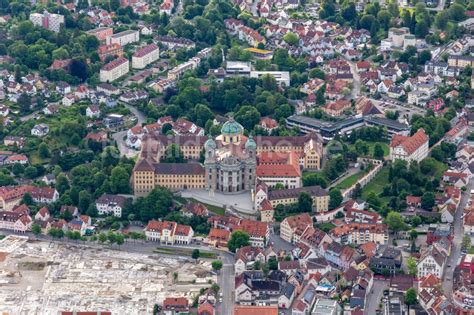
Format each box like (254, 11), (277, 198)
(144, 220), (194, 244)
(389, 129), (429, 163)
(260, 117), (278, 133)
(30, 187), (59, 204)
(35, 206), (50, 221)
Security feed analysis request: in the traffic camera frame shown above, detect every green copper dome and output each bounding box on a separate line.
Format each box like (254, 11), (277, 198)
(221, 118), (244, 135)
(204, 138), (216, 149)
(245, 135), (257, 150)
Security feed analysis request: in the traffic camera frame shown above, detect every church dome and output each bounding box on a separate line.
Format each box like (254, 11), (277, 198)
(245, 135), (257, 150)
(221, 118), (244, 135)
(204, 138), (216, 150)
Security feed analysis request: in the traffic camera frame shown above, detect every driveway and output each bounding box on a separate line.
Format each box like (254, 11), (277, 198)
(442, 178), (472, 297)
(112, 102), (146, 157)
(365, 279), (389, 315)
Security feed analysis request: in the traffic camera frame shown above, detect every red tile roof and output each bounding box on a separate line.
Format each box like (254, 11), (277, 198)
(390, 129), (428, 155)
(133, 44), (159, 58)
(101, 57), (128, 71)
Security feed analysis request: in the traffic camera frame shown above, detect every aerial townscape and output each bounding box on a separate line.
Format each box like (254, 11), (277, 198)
(2, 0), (474, 314)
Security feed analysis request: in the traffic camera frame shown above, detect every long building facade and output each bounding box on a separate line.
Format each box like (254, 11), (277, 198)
(132, 119), (323, 197)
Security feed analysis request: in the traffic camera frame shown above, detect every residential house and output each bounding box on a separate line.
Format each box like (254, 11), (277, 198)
(95, 194), (129, 217)
(31, 124), (49, 137)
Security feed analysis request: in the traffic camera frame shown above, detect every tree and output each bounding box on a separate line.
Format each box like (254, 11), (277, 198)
(56, 174), (70, 194)
(38, 143), (50, 159)
(98, 233), (107, 244)
(377, 10), (392, 30)
(355, 139), (369, 156)
(302, 173), (328, 188)
(405, 288), (417, 308)
(78, 190), (91, 213)
(268, 257), (278, 270)
(115, 234), (125, 248)
(228, 231), (250, 253)
(407, 257), (417, 276)
(136, 187), (174, 222)
(462, 235), (471, 250)
(235, 105), (261, 131)
(415, 20), (429, 38)
(31, 223), (41, 236)
(24, 166), (37, 179)
(18, 93), (31, 114)
(161, 123), (173, 134)
(411, 216), (422, 227)
(162, 143), (185, 163)
(373, 143), (385, 160)
(22, 192), (34, 206)
(329, 189), (343, 210)
(342, 2), (357, 22)
(192, 249), (200, 260)
(12, 163), (25, 176)
(385, 211), (407, 233)
(283, 32), (299, 46)
(421, 192), (435, 210)
(409, 229), (418, 240)
(212, 260), (223, 272)
(298, 192), (313, 212)
(110, 166), (130, 194)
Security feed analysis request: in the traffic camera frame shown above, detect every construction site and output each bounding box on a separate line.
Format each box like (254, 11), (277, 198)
(0, 235), (216, 314)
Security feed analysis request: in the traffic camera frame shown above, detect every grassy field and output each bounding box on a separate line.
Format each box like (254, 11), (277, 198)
(361, 166), (390, 208)
(186, 198), (225, 215)
(154, 246), (217, 259)
(334, 172), (366, 190)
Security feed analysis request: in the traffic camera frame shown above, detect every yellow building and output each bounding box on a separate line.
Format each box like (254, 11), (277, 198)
(133, 159), (205, 196)
(254, 184), (329, 213)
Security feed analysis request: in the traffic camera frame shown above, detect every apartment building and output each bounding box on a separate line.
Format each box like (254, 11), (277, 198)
(106, 30), (140, 46)
(132, 44), (160, 69)
(329, 223), (388, 245)
(98, 44), (124, 61)
(280, 213), (313, 243)
(29, 11), (64, 33)
(100, 57), (130, 82)
(447, 55), (474, 69)
(87, 27), (113, 41)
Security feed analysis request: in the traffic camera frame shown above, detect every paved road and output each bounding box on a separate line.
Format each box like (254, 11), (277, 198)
(364, 279), (389, 315)
(442, 178), (472, 297)
(112, 102), (146, 157)
(348, 60), (361, 99)
(19, 109), (42, 122)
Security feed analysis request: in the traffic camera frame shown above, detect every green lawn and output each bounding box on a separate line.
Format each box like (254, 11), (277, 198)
(334, 172), (366, 190)
(186, 198), (225, 215)
(361, 166), (390, 202)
